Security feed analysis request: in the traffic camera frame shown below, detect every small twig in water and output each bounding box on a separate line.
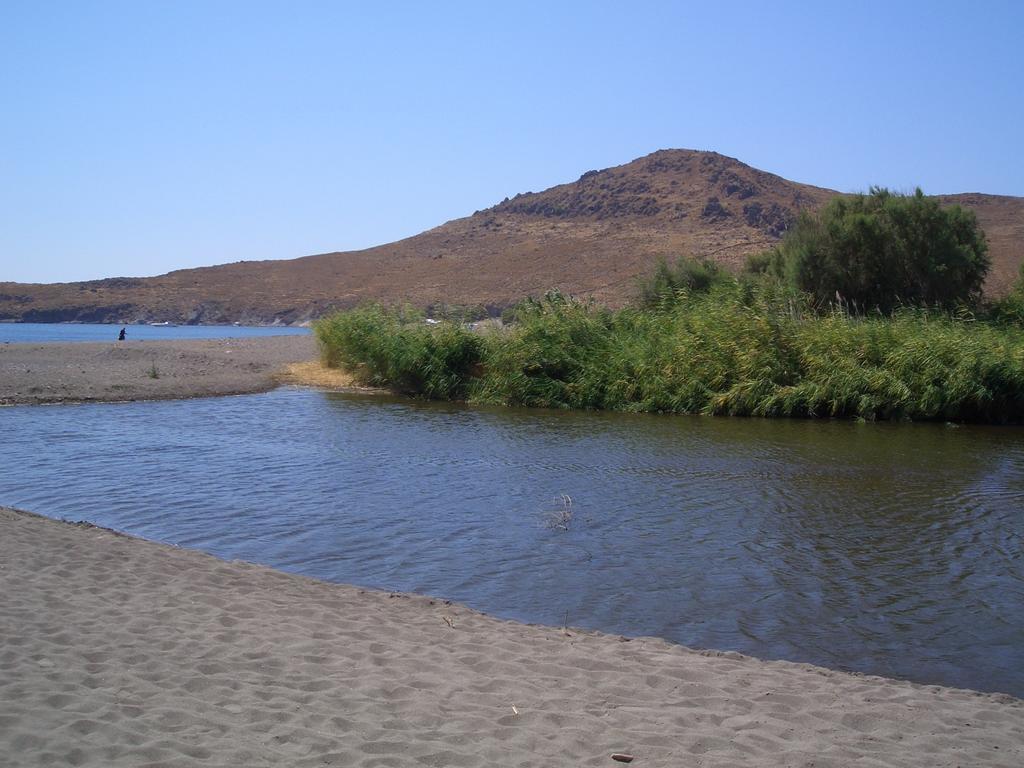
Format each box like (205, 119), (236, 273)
(545, 494), (573, 531)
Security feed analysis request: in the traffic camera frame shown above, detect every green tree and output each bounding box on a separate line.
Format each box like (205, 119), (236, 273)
(778, 188), (988, 312)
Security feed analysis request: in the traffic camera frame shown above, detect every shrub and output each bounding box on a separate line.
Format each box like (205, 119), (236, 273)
(776, 188), (989, 312)
(636, 255), (729, 309)
(988, 263), (1024, 325)
(743, 249), (785, 278)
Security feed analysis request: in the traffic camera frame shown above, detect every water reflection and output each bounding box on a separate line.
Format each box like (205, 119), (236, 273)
(1, 388), (1022, 696)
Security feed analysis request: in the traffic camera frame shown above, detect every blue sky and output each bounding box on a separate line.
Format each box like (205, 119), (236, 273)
(2, 1), (1021, 283)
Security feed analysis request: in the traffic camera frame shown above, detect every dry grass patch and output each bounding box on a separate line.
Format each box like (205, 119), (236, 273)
(275, 360), (366, 391)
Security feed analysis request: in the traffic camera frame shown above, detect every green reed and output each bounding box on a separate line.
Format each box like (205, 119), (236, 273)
(315, 304), (483, 400)
(315, 284), (1024, 423)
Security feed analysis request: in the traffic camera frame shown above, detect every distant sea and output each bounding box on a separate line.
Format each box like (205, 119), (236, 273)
(0, 323), (311, 344)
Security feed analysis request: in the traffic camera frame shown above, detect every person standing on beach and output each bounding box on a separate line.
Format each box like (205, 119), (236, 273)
(118, 327), (126, 341)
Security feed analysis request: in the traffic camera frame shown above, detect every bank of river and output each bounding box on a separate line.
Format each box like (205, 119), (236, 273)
(0, 322), (310, 343)
(5, 505), (1021, 768)
(2, 386), (1021, 697)
(0, 335), (317, 405)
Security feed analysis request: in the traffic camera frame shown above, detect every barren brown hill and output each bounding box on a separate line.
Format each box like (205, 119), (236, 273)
(2, 149), (1021, 324)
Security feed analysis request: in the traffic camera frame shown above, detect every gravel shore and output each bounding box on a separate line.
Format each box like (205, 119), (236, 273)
(0, 336), (318, 405)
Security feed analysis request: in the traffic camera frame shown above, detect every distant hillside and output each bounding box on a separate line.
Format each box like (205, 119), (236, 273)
(2, 149), (1021, 324)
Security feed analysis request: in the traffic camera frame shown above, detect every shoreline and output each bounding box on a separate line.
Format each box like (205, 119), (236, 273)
(0, 336), (379, 406)
(1, 504), (1021, 767)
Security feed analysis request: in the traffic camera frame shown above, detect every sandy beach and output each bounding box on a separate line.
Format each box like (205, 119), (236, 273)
(0, 336), (325, 405)
(1, 506), (1021, 767)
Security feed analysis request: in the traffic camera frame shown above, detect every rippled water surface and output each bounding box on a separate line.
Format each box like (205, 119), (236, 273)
(2, 388), (1022, 696)
(1, 322), (309, 343)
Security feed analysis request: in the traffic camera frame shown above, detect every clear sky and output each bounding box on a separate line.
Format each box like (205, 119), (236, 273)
(2, 0), (1021, 284)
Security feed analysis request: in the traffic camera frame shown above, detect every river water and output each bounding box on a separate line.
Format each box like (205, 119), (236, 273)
(1, 388), (1021, 696)
(0, 322), (309, 343)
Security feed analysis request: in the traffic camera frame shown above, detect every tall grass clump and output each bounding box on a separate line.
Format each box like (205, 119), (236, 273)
(763, 308), (1024, 421)
(314, 305), (483, 399)
(472, 290), (618, 409)
(316, 283), (1024, 423)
